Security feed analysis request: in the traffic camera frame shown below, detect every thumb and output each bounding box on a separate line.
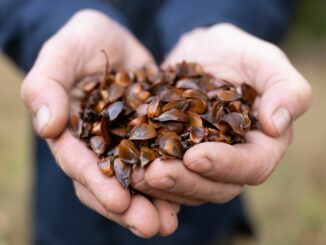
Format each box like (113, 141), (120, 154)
(258, 61), (312, 137)
(21, 40), (75, 138)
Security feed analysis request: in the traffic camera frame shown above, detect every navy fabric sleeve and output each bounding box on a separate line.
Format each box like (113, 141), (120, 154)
(0, 0), (128, 71)
(156, 0), (297, 53)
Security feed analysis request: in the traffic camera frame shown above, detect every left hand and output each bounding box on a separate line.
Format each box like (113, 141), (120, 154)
(132, 23), (312, 204)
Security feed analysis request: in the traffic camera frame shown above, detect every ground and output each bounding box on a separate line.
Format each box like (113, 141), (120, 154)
(0, 31), (325, 244)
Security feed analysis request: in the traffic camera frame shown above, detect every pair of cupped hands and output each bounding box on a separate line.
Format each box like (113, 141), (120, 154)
(20, 10), (312, 238)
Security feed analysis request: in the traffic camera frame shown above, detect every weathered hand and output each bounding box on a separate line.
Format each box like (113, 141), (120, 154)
(21, 10), (179, 237)
(133, 23), (312, 204)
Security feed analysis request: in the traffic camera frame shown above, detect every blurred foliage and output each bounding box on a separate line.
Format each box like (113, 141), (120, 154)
(293, 0), (326, 37)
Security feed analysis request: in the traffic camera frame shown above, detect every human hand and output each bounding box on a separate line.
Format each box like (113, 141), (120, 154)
(20, 10), (179, 237)
(132, 23), (312, 204)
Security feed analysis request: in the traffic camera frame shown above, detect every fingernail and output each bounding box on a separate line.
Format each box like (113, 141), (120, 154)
(35, 106), (50, 133)
(188, 157), (212, 173)
(272, 107), (291, 135)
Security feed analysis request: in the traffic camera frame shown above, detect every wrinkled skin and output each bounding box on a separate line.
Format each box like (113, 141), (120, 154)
(21, 9), (312, 238)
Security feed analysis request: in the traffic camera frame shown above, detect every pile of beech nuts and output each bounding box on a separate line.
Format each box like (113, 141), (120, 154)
(70, 60), (258, 188)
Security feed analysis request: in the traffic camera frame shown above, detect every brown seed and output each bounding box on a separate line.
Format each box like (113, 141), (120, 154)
(91, 121), (102, 136)
(183, 89), (208, 101)
(80, 122), (91, 139)
(176, 78), (200, 90)
(162, 99), (189, 112)
(187, 97), (207, 114)
(156, 108), (188, 122)
(159, 88), (183, 102)
(148, 118), (162, 129)
(94, 100), (106, 114)
(205, 128), (231, 143)
(140, 147), (157, 167)
(107, 83), (125, 102)
(98, 157), (115, 176)
(164, 121), (184, 134)
(115, 71), (131, 87)
(118, 139), (139, 165)
(90, 136), (106, 155)
(100, 118), (111, 144)
(109, 125), (127, 137)
(69, 115), (83, 136)
(147, 96), (161, 118)
(157, 133), (183, 159)
(157, 127), (173, 135)
(228, 101), (242, 113)
(190, 127), (205, 144)
(100, 89), (109, 102)
(129, 123), (157, 140)
(209, 101), (224, 122)
(103, 101), (124, 121)
(214, 121), (230, 135)
(128, 115), (148, 128)
(241, 83), (257, 106)
(136, 104), (149, 116)
(187, 111), (203, 127)
(220, 112), (251, 135)
(216, 90), (241, 102)
(126, 83), (151, 109)
(113, 158), (131, 188)
(150, 81), (171, 95)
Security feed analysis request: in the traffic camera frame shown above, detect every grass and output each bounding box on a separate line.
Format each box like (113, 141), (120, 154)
(0, 30), (326, 245)
(0, 56), (30, 245)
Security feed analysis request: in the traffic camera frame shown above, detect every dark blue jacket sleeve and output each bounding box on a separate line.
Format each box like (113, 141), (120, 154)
(0, 0), (128, 71)
(156, 0), (297, 53)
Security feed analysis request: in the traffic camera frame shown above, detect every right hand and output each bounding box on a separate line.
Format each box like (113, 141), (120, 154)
(20, 10), (179, 238)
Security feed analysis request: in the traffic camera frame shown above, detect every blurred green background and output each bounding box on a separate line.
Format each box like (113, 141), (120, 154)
(0, 1), (326, 244)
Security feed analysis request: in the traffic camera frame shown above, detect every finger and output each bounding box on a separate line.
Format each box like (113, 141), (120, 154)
(48, 130), (130, 213)
(257, 68), (312, 136)
(152, 199), (179, 236)
(131, 168), (204, 206)
(73, 181), (160, 238)
(239, 42), (312, 137)
(21, 39), (77, 138)
(143, 159), (243, 203)
(184, 128), (292, 185)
